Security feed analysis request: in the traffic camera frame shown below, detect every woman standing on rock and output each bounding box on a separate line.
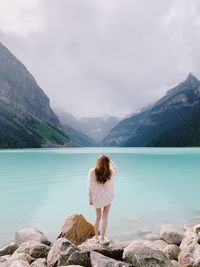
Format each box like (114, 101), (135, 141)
(87, 154), (117, 244)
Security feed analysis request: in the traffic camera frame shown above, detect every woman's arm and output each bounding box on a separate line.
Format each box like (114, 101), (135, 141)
(87, 169), (93, 205)
(110, 159), (117, 175)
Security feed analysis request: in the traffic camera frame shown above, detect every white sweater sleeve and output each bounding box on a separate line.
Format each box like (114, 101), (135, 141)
(110, 159), (117, 175)
(87, 169), (93, 203)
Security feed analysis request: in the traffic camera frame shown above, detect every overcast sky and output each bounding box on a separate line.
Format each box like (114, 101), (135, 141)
(0, 0), (200, 117)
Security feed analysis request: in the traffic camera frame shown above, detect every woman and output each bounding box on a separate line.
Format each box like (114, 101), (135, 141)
(87, 154), (117, 244)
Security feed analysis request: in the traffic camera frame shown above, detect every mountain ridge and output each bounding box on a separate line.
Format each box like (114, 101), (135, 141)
(101, 73), (200, 147)
(0, 42), (96, 148)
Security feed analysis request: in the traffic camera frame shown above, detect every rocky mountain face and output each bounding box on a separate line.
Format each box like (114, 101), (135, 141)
(0, 42), (97, 148)
(0, 42), (61, 129)
(101, 73), (200, 147)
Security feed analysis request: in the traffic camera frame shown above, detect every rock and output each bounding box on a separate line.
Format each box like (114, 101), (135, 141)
(78, 238), (124, 260)
(163, 244), (181, 261)
(144, 232), (160, 241)
(47, 238), (78, 267)
(160, 225), (184, 245)
(117, 241), (133, 250)
(0, 255), (10, 267)
(90, 251), (131, 267)
(0, 242), (18, 256)
(123, 241), (173, 266)
(178, 239), (200, 266)
(179, 229), (199, 250)
(67, 251), (91, 267)
(57, 214), (95, 246)
(183, 223), (195, 232)
(30, 258), (47, 267)
(9, 252), (34, 264)
(150, 240), (169, 251)
(13, 241), (49, 259)
(171, 260), (183, 267)
(194, 224), (200, 234)
(9, 260), (31, 267)
(15, 228), (51, 246)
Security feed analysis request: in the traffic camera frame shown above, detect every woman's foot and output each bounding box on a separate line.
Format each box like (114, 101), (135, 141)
(99, 237), (110, 245)
(91, 236), (100, 244)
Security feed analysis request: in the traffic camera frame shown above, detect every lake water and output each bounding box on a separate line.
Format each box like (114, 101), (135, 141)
(1, 147), (200, 246)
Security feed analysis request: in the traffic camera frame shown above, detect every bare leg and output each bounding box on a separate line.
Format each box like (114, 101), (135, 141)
(95, 208), (101, 240)
(101, 204), (111, 241)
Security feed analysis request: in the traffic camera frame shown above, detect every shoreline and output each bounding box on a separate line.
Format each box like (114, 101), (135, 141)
(1, 213), (200, 266)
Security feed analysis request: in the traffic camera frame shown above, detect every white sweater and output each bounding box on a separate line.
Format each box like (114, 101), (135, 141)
(87, 160), (117, 208)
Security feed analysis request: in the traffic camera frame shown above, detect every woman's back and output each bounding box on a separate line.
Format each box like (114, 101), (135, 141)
(88, 159), (117, 209)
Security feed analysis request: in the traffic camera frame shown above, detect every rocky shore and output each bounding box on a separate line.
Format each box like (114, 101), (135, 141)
(1, 214), (200, 267)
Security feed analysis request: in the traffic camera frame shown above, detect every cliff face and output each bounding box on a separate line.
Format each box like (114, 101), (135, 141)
(0, 42), (61, 129)
(101, 73), (200, 147)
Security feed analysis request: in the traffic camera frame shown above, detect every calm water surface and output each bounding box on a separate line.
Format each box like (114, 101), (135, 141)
(1, 147), (200, 245)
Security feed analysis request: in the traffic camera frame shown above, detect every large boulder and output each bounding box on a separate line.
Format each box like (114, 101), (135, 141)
(0, 242), (18, 256)
(123, 241), (173, 267)
(57, 214), (95, 245)
(13, 241), (49, 259)
(90, 251), (131, 267)
(30, 258), (47, 267)
(66, 251), (91, 267)
(15, 228), (51, 246)
(160, 225), (184, 245)
(78, 238), (124, 260)
(47, 238), (78, 267)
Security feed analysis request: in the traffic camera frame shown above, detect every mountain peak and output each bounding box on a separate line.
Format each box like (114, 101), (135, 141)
(186, 72), (199, 84)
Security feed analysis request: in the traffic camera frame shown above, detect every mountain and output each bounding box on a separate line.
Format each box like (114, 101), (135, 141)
(0, 42), (81, 148)
(54, 108), (85, 132)
(0, 42), (61, 129)
(55, 108), (121, 143)
(0, 99), (70, 148)
(78, 115), (121, 142)
(62, 123), (97, 147)
(101, 73), (200, 147)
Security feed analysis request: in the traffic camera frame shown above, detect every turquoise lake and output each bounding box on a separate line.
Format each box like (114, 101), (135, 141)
(1, 147), (200, 246)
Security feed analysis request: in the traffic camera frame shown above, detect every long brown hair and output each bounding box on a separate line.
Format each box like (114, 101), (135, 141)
(94, 154), (112, 184)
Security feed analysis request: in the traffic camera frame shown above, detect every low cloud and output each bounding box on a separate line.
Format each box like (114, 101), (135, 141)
(0, 0), (200, 117)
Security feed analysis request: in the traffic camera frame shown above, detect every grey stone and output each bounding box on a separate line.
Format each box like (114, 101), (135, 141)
(123, 241), (173, 267)
(47, 238), (78, 267)
(160, 225), (184, 245)
(15, 228), (50, 246)
(78, 238), (123, 260)
(90, 251), (131, 267)
(163, 244), (181, 261)
(9, 260), (31, 267)
(13, 241), (49, 259)
(30, 258), (47, 267)
(9, 253), (34, 264)
(67, 251), (91, 267)
(0, 242), (18, 256)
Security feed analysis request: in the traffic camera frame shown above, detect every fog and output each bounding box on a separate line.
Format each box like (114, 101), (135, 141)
(0, 0), (200, 117)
